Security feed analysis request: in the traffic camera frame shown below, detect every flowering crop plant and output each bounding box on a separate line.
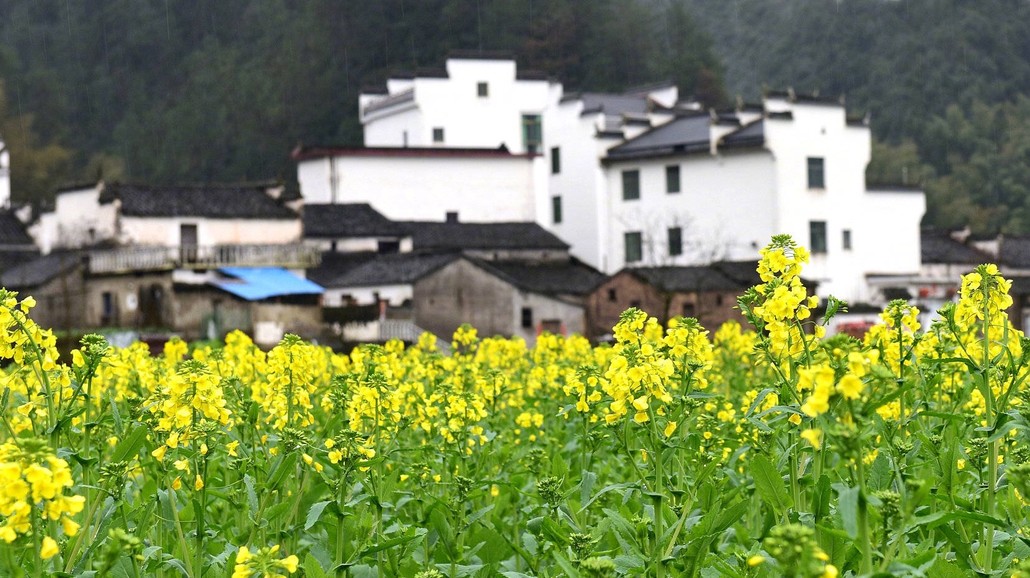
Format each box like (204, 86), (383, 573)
(0, 234), (1028, 577)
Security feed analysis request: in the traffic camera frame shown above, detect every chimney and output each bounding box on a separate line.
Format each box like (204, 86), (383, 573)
(445, 211), (459, 223)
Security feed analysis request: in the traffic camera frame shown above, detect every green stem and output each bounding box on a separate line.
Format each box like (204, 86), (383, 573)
(856, 457), (873, 575)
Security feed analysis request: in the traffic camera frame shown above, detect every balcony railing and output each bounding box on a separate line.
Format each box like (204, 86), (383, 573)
(88, 244), (321, 275)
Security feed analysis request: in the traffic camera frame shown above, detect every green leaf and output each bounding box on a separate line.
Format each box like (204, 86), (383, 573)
(111, 423), (148, 463)
(358, 528), (427, 556)
(750, 454), (793, 514)
(580, 469), (597, 506)
(244, 474), (259, 515)
(266, 452), (298, 491)
(305, 500), (331, 531)
(303, 554), (327, 578)
(836, 484), (860, 539)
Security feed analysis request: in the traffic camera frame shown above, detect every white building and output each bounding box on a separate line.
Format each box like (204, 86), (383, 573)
(300, 55), (925, 305)
(0, 138), (10, 209)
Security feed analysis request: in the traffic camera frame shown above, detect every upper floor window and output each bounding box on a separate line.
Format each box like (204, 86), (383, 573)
(521, 306), (533, 329)
(522, 114), (542, 153)
(808, 157), (825, 189)
(810, 220), (828, 254)
(842, 229), (852, 250)
(625, 231), (643, 263)
(552, 196), (563, 224)
(551, 146), (561, 174)
(622, 169), (640, 201)
(668, 226), (683, 256)
(432, 127), (445, 143)
(666, 165), (681, 193)
(477, 82), (489, 97)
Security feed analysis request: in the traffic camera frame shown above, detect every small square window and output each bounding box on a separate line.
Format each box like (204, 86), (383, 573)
(607, 288), (617, 302)
(666, 165), (681, 193)
(551, 146), (561, 174)
(625, 231), (643, 263)
(477, 82), (488, 97)
(808, 157), (825, 189)
(432, 127), (445, 143)
(668, 227), (683, 256)
(521, 307), (533, 329)
(622, 170), (640, 201)
(682, 302), (696, 317)
(552, 196), (562, 224)
(842, 229), (852, 250)
(810, 220), (828, 254)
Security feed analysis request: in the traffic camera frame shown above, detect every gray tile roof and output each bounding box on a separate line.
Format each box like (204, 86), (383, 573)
(306, 251), (378, 286)
(473, 258), (606, 296)
(101, 183), (298, 220)
(626, 265), (750, 293)
(999, 236), (1030, 269)
(303, 204), (407, 238)
(605, 114), (712, 160)
(1, 252), (81, 289)
(720, 120), (765, 149)
(327, 252), (460, 288)
(921, 230), (991, 265)
(0, 212), (35, 246)
(401, 221), (569, 251)
(579, 93), (650, 116)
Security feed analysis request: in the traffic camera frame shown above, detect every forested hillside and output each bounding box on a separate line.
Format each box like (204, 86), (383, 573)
(1, 0), (1028, 233)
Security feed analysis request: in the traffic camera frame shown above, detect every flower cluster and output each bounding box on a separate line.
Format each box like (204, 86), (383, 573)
(232, 544), (299, 578)
(0, 439), (84, 551)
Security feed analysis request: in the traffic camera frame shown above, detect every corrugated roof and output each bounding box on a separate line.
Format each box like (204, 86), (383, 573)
(402, 221), (569, 251)
(327, 252), (460, 288)
(102, 183), (298, 220)
(212, 267), (323, 301)
(303, 203), (407, 238)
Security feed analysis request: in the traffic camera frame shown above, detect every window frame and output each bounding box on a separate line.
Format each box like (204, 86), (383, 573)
(550, 146), (561, 174)
(624, 231), (643, 263)
(520, 306), (533, 329)
(810, 220), (828, 254)
(477, 82), (489, 97)
(665, 164), (681, 194)
(521, 114), (542, 153)
(668, 226), (683, 257)
(622, 169), (641, 201)
(807, 157), (825, 189)
(842, 229), (852, 251)
(551, 195), (563, 224)
(432, 127), (445, 143)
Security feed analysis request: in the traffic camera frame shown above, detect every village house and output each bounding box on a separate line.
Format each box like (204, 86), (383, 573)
(585, 261), (760, 339)
(302, 53), (925, 307)
(14, 181), (322, 344)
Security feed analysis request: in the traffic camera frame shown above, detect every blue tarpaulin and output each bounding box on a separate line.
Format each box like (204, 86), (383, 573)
(212, 267), (324, 301)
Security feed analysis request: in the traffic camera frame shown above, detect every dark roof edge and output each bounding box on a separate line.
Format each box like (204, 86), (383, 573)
(292, 144), (535, 161)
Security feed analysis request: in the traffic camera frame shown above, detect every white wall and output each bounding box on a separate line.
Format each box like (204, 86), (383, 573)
(49, 186), (118, 250)
(0, 144), (10, 209)
(604, 151), (778, 272)
(298, 154), (542, 222)
(119, 217), (301, 246)
(362, 58), (552, 153)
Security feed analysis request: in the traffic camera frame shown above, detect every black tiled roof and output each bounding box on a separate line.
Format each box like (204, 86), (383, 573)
(101, 183), (297, 219)
(604, 114), (711, 161)
(401, 221), (569, 251)
(0, 249), (42, 275)
(720, 120), (765, 149)
(327, 252), (459, 288)
(921, 230), (991, 265)
(999, 236), (1030, 269)
(626, 265), (750, 293)
(578, 93), (650, 117)
(0, 212), (35, 246)
(1, 252), (80, 289)
(303, 204), (407, 238)
(473, 258), (606, 296)
(305, 251), (378, 286)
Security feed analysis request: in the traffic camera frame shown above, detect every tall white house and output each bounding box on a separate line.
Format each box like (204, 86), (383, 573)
(0, 138), (10, 209)
(297, 55), (925, 305)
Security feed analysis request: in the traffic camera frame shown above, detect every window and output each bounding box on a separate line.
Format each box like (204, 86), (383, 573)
(521, 307), (533, 329)
(477, 82), (489, 97)
(682, 302), (696, 317)
(522, 114), (542, 153)
(551, 146), (561, 174)
(432, 127), (445, 143)
(807, 157), (825, 189)
(625, 231), (643, 263)
(810, 220), (828, 254)
(622, 169), (640, 200)
(666, 165), (681, 193)
(668, 227), (683, 256)
(842, 229), (852, 250)
(377, 240), (400, 254)
(607, 288), (617, 302)
(552, 196), (563, 224)
(101, 292), (116, 326)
